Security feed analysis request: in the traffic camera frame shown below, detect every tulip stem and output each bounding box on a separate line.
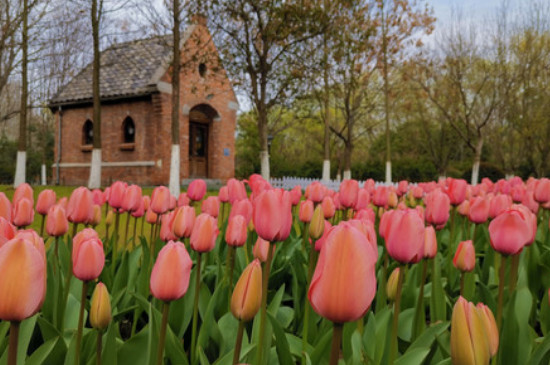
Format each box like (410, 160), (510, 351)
(496, 254), (506, 330)
(132, 216), (138, 249)
(75, 281), (88, 365)
(40, 214), (45, 237)
(329, 323), (343, 365)
(123, 211), (131, 249)
(156, 302), (170, 365)
(257, 241), (274, 365)
(53, 236), (60, 275)
(460, 273), (466, 298)
(509, 253), (520, 295)
(389, 265), (405, 365)
(112, 212), (120, 277)
(96, 330), (103, 365)
(412, 260), (428, 340)
(302, 240), (317, 364)
(227, 246), (236, 311)
(191, 253), (202, 365)
(232, 321), (245, 365)
(8, 321), (19, 365)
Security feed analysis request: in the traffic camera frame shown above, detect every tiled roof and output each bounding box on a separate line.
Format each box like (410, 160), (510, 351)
(50, 35), (173, 105)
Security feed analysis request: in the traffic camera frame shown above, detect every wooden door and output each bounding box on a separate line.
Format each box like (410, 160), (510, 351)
(189, 122), (208, 178)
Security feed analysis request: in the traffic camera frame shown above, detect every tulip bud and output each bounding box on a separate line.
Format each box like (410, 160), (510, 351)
(321, 197), (336, 219)
(231, 259), (262, 321)
(386, 267), (400, 301)
(190, 213), (218, 253)
(67, 187), (93, 224)
(13, 183), (33, 206)
(298, 200), (314, 223)
(150, 241), (192, 301)
(105, 209), (114, 226)
(252, 189), (292, 242)
(13, 197), (35, 227)
(424, 226), (437, 259)
(476, 303), (499, 357)
(172, 206), (196, 238)
(36, 189), (56, 215)
(451, 297), (492, 365)
(188, 179), (207, 201)
(72, 234), (105, 281)
(218, 186), (229, 203)
(150, 186), (171, 215)
(453, 240), (475, 272)
(201, 196), (220, 217)
(227, 178), (248, 204)
(339, 179), (359, 209)
(309, 205), (325, 240)
(253, 237), (274, 263)
(90, 282), (111, 330)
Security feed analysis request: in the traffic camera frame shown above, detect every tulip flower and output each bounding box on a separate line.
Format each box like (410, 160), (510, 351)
(226, 215), (247, 247)
(230, 259), (262, 364)
(229, 199), (253, 224)
(488, 208), (531, 256)
(90, 282), (111, 330)
(92, 189), (105, 206)
(108, 181), (127, 210)
(122, 185), (142, 213)
(12, 197), (34, 228)
(476, 303), (499, 357)
(309, 205), (325, 240)
(383, 209), (425, 264)
(231, 259), (262, 322)
(308, 223), (377, 365)
(89, 205), (102, 226)
(218, 186), (229, 203)
(0, 217), (16, 247)
(289, 185), (302, 206)
(424, 226), (437, 259)
(424, 189), (451, 227)
(306, 181), (326, 203)
(190, 213), (218, 253)
(150, 186), (171, 215)
(321, 197), (336, 219)
(469, 197), (490, 224)
(36, 189), (56, 215)
(46, 205), (68, 239)
(488, 194), (512, 219)
(187, 179), (207, 202)
(177, 192), (189, 207)
(534, 178), (550, 203)
(372, 186), (389, 208)
(388, 191), (398, 208)
(160, 211), (177, 242)
(201, 196), (220, 217)
(453, 240), (475, 273)
(252, 189), (292, 242)
(457, 200), (470, 217)
(339, 179), (359, 209)
(67, 186), (93, 225)
(0, 193), (11, 222)
(386, 267), (400, 301)
(450, 297), (493, 365)
(299, 200), (314, 223)
(150, 240), (192, 365)
(446, 178), (468, 205)
(227, 178), (248, 203)
(354, 189), (370, 211)
(72, 234), (105, 281)
(13, 183), (33, 206)
(172, 206), (196, 239)
(253, 237), (274, 262)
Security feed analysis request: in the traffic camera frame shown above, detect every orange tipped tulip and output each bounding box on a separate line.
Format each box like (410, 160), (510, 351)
(172, 206), (196, 238)
(150, 240), (192, 301)
(190, 213), (218, 253)
(72, 233), (105, 281)
(90, 282), (111, 330)
(46, 205), (69, 237)
(308, 222), (377, 323)
(476, 303), (499, 357)
(450, 297), (492, 365)
(453, 240), (476, 272)
(0, 237), (46, 321)
(146, 208), (158, 224)
(231, 259), (262, 321)
(12, 197), (34, 227)
(226, 215), (247, 247)
(36, 189), (56, 215)
(298, 200), (314, 223)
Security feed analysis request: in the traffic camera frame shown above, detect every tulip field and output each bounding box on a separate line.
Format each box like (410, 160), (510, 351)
(2, 176), (550, 365)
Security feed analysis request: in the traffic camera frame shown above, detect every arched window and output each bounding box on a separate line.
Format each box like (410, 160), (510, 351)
(82, 120), (93, 145)
(122, 117), (135, 143)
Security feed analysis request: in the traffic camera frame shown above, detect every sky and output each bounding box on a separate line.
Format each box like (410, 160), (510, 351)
(430, 0), (523, 29)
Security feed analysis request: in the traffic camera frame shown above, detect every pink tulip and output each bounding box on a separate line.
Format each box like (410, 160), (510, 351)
(446, 178), (468, 205)
(453, 240), (475, 272)
(424, 189), (450, 227)
(145, 208), (158, 224)
(521, 190), (539, 214)
(150, 240), (192, 301)
(424, 226), (437, 259)
(108, 181), (127, 209)
(188, 179), (207, 201)
(354, 189), (370, 211)
(151, 186), (171, 214)
(46, 205), (68, 237)
(534, 178), (550, 203)
(489, 208), (532, 255)
(190, 213), (218, 253)
(160, 211), (177, 242)
(321, 197), (336, 219)
(67, 187), (93, 224)
(383, 209), (425, 264)
(253, 189), (292, 242)
(229, 199), (253, 224)
(92, 189), (106, 206)
(131, 198), (145, 218)
(172, 206), (195, 238)
(72, 233), (105, 281)
(12, 198), (34, 227)
(469, 196), (490, 224)
(218, 186), (229, 203)
(308, 223), (377, 323)
(0, 193), (11, 222)
(36, 189), (56, 215)
(314, 221), (333, 251)
(339, 179), (359, 209)
(0, 217), (16, 247)
(225, 215), (248, 247)
(354, 208), (375, 223)
(201, 196), (220, 217)
(13, 183), (33, 206)
(227, 178), (248, 203)
(305, 182), (325, 203)
(372, 186), (389, 208)
(253, 237), (274, 262)
(289, 185), (302, 206)
(299, 200), (314, 223)
(177, 193), (190, 207)
(488, 194), (512, 219)
(122, 185), (142, 213)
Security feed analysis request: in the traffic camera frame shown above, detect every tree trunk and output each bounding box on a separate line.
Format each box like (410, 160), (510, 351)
(169, 0), (181, 197)
(14, 0), (28, 187)
(471, 137), (484, 186)
(258, 106), (269, 180)
(382, 2), (392, 184)
(343, 141), (352, 180)
(322, 20), (331, 182)
(88, 0), (102, 189)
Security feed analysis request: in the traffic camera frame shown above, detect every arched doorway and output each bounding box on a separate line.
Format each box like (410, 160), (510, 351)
(188, 104), (219, 178)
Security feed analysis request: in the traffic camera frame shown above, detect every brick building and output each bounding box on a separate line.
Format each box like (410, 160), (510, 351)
(49, 17), (238, 186)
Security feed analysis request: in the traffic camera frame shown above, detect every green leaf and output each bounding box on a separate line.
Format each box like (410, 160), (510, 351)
(310, 326), (332, 365)
(430, 255), (446, 322)
(394, 348), (430, 365)
(101, 325), (118, 365)
(528, 336), (550, 365)
(26, 337), (58, 365)
(268, 312), (294, 365)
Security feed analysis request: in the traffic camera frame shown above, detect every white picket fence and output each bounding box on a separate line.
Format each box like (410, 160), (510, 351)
(269, 176), (399, 191)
